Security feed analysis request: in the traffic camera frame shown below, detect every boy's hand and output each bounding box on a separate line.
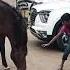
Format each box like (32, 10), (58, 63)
(41, 44), (49, 48)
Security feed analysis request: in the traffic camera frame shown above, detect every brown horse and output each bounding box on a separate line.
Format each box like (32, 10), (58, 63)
(0, 0), (27, 70)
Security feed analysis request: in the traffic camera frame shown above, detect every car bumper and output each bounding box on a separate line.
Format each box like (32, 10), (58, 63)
(30, 26), (47, 41)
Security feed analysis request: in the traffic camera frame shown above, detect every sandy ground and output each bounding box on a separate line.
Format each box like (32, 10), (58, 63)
(0, 0), (70, 70)
(0, 29), (70, 70)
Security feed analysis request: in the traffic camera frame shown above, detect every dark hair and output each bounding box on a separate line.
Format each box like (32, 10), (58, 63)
(61, 13), (70, 22)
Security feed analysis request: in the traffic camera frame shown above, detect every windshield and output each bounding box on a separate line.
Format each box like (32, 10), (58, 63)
(35, 0), (70, 3)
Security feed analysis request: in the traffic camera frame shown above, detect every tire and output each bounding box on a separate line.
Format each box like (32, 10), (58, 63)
(53, 20), (65, 51)
(57, 34), (65, 51)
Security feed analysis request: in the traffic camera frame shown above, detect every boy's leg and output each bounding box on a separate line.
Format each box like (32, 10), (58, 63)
(58, 59), (65, 70)
(58, 44), (70, 70)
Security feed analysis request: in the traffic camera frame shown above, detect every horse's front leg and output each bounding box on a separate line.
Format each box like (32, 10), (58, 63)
(8, 31), (27, 70)
(10, 44), (27, 70)
(0, 36), (8, 68)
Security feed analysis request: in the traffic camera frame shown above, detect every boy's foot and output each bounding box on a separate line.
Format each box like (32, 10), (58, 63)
(58, 68), (63, 70)
(58, 66), (63, 70)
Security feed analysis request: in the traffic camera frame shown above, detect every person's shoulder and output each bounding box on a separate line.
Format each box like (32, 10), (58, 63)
(59, 25), (65, 32)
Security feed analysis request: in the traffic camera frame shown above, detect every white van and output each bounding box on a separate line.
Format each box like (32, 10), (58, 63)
(30, 1), (70, 50)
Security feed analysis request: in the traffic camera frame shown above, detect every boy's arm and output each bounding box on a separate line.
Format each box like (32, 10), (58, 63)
(42, 31), (62, 47)
(48, 31), (62, 45)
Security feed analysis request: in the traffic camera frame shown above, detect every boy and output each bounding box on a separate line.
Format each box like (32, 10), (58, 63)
(42, 13), (70, 70)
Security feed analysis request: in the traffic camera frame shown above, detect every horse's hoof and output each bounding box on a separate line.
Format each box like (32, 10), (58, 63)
(4, 67), (10, 70)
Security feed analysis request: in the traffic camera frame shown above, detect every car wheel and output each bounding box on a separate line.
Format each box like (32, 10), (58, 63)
(53, 20), (65, 51)
(57, 34), (65, 51)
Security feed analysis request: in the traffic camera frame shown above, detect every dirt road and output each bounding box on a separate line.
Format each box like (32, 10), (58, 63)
(27, 30), (70, 70)
(0, 0), (70, 70)
(0, 29), (70, 70)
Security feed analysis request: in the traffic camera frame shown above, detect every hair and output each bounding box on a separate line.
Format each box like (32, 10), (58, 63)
(61, 13), (70, 22)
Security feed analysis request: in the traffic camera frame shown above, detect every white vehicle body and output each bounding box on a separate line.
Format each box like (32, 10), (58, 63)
(33, 8), (70, 35)
(30, 1), (70, 41)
